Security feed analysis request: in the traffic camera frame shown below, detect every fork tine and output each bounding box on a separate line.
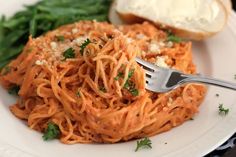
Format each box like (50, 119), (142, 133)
(145, 76), (155, 84)
(145, 83), (157, 92)
(135, 57), (159, 71)
(144, 69), (155, 76)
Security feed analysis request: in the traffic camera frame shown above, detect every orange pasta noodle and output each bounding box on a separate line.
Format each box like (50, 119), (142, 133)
(0, 21), (206, 144)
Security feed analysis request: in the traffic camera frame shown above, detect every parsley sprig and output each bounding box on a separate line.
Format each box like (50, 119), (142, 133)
(63, 48), (75, 59)
(80, 39), (91, 55)
(135, 137), (152, 152)
(43, 122), (60, 141)
(218, 104), (229, 115)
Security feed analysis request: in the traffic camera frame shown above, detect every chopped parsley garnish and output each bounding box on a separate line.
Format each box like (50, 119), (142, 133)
(166, 30), (182, 43)
(124, 79), (136, 90)
(124, 80), (139, 96)
(130, 89), (139, 96)
(128, 69), (135, 79)
(8, 85), (20, 95)
(77, 91), (81, 97)
(124, 81), (131, 89)
(115, 69), (134, 81)
(135, 137), (152, 152)
(55, 35), (65, 42)
(167, 34), (182, 43)
(114, 72), (123, 80)
(80, 39), (91, 55)
(99, 86), (106, 93)
(43, 122), (60, 141)
(63, 48), (75, 59)
(123, 69), (139, 96)
(120, 64), (125, 69)
(218, 104), (229, 115)
(2, 66), (11, 75)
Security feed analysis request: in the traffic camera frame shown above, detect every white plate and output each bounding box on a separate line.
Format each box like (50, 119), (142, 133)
(1, 1), (236, 157)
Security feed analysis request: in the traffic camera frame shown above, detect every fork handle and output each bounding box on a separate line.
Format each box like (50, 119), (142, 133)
(182, 74), (236, 90)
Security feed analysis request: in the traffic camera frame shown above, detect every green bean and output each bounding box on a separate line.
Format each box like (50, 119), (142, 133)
(3, 17), (29, 29)
(29, 9), (37, 37)
(0, 46), (24, 63)
(0, 30), (27, 49)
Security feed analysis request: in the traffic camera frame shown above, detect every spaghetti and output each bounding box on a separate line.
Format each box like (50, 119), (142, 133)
(0, 21), (206, 144)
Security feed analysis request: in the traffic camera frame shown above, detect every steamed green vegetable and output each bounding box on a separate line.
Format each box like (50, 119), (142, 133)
(0, 0), (111, 69)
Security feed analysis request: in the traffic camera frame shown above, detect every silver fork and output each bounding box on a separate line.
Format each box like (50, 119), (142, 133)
(135, 57), (236, 93)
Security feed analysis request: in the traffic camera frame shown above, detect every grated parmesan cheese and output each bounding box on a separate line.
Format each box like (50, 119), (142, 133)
(136, 33), (146, 39)
(35, 60), (46, 65)
(159, 41), (165, 47)
(72, 28), (79, 34)
(168, 97), (173, 103)
(50, 42), (57, 50)
(155, 56), (169, 68)
(167, 97), (173, 106)
(163, 107), (168, 111)
(166, 41), (173, 48)
(126, 37), (133, 44)
(141, 50), (146, 56)
(73, 37), (87, 45)
(149, 42), (160, 53)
